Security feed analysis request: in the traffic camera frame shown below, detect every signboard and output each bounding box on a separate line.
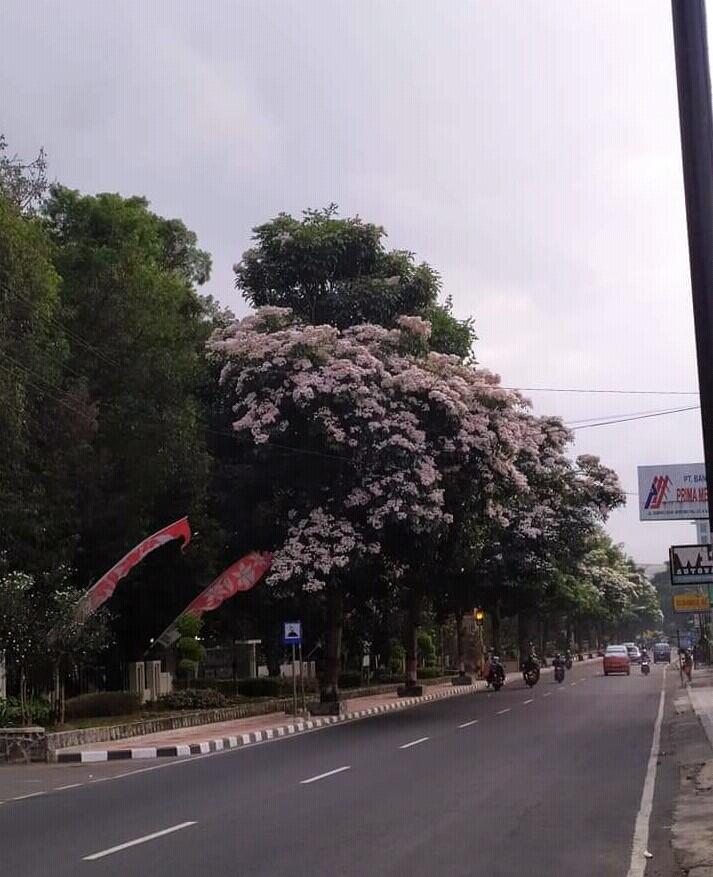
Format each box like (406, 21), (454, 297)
(638, 463), (708, 520)
(283, 621), (302, 645)
(670, 544), (713, 585)
(672, 592), (711, 613)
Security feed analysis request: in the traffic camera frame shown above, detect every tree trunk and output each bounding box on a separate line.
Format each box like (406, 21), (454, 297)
(517, 611), (530, 667)
(491, 601), (502, 656)
(565, 617), (573, 650)
(403, 590), (422, 687)
(20, 667), (29, 726)
(321, 586), (343, 703)
(52, 664), (61, 725)
(455, 611), (465, 675)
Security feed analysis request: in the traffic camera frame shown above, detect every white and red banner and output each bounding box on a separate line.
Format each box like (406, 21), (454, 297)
(155, 551), (272, 648)
(76, 517), (192, 620)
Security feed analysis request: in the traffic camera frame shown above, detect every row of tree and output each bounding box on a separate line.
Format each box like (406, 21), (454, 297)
(0, 138), (662, 712)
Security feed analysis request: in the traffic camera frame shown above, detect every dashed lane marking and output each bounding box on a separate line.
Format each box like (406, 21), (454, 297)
(496, 708), (511, 715)
(83, 822), (197, 861)
(300, 766), (351, 784)
(458, 720), (479, 728)
(399, 737), (430, 749)
(523, 699), (534, 704)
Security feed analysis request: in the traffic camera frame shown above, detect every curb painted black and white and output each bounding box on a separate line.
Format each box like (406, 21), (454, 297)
(54, 684), (480, 763)
(54, 657), (602, 764)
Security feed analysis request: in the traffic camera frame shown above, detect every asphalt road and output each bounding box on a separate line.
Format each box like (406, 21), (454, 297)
(0, 660), (667, 877)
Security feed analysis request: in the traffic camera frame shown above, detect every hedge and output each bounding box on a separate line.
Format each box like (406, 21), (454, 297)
(64, 692), (142, 720)
(157, 689), (228, 711)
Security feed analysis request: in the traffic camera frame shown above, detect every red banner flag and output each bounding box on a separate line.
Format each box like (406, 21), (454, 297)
(155, 551), (272, 648)
(77, 517), (192, 619)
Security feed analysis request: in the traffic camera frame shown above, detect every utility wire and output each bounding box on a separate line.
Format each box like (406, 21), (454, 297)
(568, 405), (699, 430)
(0, 281), (121, 369)
(503, 385), (698, 396)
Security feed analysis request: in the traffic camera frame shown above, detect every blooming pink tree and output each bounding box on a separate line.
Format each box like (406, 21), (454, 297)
(210, 308), (530, 700)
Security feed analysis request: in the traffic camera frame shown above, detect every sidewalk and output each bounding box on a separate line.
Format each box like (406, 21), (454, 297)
(686, 664), (713, 750)
(53, 658), (600, 763)
(53, 679), (481, 763)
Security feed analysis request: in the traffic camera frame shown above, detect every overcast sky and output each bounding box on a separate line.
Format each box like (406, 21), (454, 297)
(2, 0), (707, 562)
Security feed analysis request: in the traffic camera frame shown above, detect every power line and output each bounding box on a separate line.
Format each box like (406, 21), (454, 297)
(566, 404), (699, 426)
(502, 385), (698, 396)
(568, 405), (700, 430)
(0, 359), (93, 425)
(0, 281), (121, 369)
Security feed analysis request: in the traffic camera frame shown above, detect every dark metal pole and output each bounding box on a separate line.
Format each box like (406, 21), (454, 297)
(671, 0), (713, 537)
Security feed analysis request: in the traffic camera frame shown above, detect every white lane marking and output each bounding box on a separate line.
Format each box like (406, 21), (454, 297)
(83, 821), (197, 861)
(399, 737), (430, 749)
(54, 783), (83, 791)
(523, 699), (534, 704)
(300, 765), (351, 784)
(543, 692), (552, 697)
(10, 792), (45, 801)
(458, 720), (479, 728)
(570, 682), (577, 686)
(625, 668), (667, 877)
(496, 708), (511, 715)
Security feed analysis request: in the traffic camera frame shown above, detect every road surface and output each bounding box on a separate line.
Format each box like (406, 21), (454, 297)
(0, 660), (667, 877)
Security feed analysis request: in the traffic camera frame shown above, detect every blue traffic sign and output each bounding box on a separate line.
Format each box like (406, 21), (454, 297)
(283, 621), (302, 645)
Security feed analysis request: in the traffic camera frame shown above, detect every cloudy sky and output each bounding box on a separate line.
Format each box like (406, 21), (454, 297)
(2, 0), (707, 562)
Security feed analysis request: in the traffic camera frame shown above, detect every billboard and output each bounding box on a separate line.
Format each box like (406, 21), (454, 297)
(637, 463), (708, 521)
(670, 544), (713, 585)
(672, 592), (711, 613)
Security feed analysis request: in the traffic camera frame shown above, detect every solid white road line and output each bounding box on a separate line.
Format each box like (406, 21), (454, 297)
(458, 720), (479, 728)
(300, 766), (351, 784)
(625, 668), (667, 877)
(523, 699), (534, 704)
(54, 783), (83, 791)
(496, 708), (511, 715)
(399, 737), (430, 749)
(83, 822), (197, 861)
(10, 792), (45, 801)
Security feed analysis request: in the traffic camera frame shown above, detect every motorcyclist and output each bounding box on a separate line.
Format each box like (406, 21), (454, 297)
(487, 651), (505, 687)
(640, 646), (649, 663)
(522, 643), (540, 673)
(564, 648), (573, 669)
(552, 652), (564, 669)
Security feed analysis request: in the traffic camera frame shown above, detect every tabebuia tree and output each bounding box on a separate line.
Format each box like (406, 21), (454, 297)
(209, 308), (526, 702)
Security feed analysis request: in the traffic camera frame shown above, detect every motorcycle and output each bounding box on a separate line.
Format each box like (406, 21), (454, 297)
(554, 660), (565, 683)
(564, 655), (573, 670)
(487, 658), (506, 692)
(523, 665), (540, 688)
(641, 659), (650, 676)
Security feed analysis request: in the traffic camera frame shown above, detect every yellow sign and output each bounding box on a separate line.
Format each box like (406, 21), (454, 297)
(672, 592), (710, 613)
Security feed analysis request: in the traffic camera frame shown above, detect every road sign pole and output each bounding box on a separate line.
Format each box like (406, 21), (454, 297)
(299, 642), (306, 714)
(291, 644), (297, 716)
(671, 0), (713, 535)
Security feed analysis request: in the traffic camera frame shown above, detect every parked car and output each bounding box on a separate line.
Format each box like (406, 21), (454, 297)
(603, 645), (631, 676)
(653, 642), (671, 664)
(625, 643), (641, 664)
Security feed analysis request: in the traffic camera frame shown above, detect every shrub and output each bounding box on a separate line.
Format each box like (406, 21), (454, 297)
(337, 671), (363, 689)
(0, 696), (52, 727)
(417, 631), (437, 667)
(157, 689), (228, 711)
(417, 668), (448, 680)
(389, 639), (405, 675)
(64, 692), (141, 720)
(237, 677), (286, 698)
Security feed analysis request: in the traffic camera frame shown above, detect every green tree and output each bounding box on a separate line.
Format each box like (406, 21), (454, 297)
(40, 187), (221, 661)
(175, 614), (206, 680)
(234, 205), (475, 357)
